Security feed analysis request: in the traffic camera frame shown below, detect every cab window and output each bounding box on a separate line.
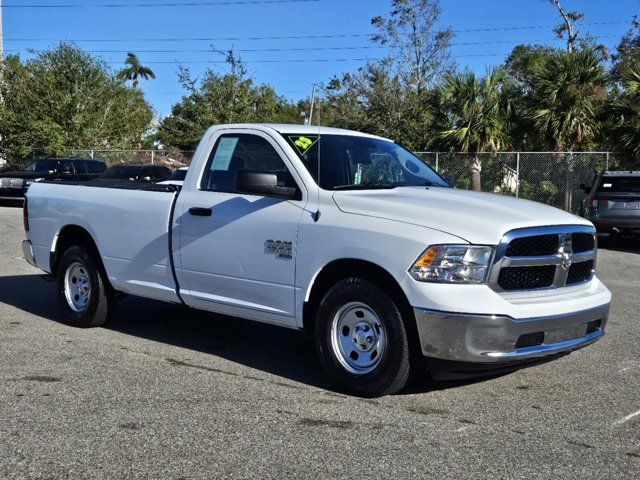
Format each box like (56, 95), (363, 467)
(201, 134), (297, 194)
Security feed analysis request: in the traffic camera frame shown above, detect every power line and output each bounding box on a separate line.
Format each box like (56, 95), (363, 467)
(450, 20), (628, 33)
(7, 45), (387, 53)
(2, 0), (319, 7)
(3, 35), (622, 54)
(101, 53), (514, 64)
(3, 20), (629, 42)
(5, 33), (374, 42)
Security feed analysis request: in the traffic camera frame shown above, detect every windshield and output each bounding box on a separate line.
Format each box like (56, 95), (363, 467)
(597, 176), (640, 193)
(103, 165), (142, 179)
(282, 134), (448, 190)
(167, 168), (188, 181)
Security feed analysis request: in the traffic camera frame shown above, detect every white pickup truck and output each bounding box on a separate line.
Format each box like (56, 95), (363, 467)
(22, 124), (611, 396)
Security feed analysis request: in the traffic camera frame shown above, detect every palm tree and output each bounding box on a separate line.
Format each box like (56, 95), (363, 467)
(439, 69), (511, 191)
(117, 53), (155, 88)
(529, 47), (607, 209)
(608, 67), (640, 164)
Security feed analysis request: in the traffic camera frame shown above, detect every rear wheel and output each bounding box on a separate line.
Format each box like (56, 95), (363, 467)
(56, 245), (115, 328)
(315, 277), (411, 397)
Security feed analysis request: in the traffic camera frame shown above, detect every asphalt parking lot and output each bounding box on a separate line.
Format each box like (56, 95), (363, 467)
(0, 205), (638, 479)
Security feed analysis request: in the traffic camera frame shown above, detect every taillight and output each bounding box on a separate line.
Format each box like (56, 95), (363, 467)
(590, 196), (609, 208)
(23, 197), (29, 232)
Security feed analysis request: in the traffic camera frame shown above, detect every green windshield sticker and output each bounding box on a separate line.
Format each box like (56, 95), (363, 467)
(289, 135), (319, 156)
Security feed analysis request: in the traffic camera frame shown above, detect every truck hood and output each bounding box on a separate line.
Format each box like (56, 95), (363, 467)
(332, 186), (591, 245)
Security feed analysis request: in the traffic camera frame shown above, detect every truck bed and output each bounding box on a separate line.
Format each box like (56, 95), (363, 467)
(27, 181), (181, 304)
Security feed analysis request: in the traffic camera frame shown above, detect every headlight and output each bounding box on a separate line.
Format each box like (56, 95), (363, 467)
(409, 245), (494, 284)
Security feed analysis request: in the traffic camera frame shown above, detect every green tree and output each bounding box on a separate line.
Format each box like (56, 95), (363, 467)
(503, 45), (555, 150)
(324, 63), (432, 150)
(158, 52), (299, 150)
(528, 46), (607, 209)
(0, 43), (153, 165)
(608, 66), (640, 164)
(612, 15), (640, 81)
(117, 53), (156, 88)
(438, 69), (511, 191)
(529, 47), (607, 152)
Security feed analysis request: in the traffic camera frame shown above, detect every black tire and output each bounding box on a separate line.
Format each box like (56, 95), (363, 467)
(56, 245), (115, 328)
(315, 277), (411, 397)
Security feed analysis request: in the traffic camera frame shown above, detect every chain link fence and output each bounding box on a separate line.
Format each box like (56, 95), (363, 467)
(70, 149), (627, 214)
(415, 152), (629, 214)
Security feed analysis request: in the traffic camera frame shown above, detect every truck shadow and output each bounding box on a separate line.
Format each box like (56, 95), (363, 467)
(0, 273), (516, 396)
(598, 237), (640, 254)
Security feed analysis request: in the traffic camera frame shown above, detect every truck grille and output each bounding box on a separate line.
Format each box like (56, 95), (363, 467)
(497, 265), (556, 290)
(505, 234), (559, 257)
(567, 260), (594, 285)
(489, 226), (597, 292)
(571, 233), (595, 253)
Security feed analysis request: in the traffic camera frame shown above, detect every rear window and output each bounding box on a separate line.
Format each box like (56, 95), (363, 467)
(597, 176), (640, 193)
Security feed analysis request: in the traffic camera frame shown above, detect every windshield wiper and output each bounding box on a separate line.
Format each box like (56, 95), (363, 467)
(332, 181), (398, 190)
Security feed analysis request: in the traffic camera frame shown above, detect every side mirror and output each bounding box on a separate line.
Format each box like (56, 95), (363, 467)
(235, 170), (298, 199)
(580, 183), (591, 194)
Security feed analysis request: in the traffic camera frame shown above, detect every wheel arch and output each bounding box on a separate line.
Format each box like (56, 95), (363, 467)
(50, 225), (113, 291)
(303, 258), (416, 338)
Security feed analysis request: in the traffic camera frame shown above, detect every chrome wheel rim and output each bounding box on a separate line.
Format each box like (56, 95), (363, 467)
(330, 302), (386, 375)
(64, 262), (91, 312)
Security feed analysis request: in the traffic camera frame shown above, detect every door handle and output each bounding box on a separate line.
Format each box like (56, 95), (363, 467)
(189, 207), (212, 217)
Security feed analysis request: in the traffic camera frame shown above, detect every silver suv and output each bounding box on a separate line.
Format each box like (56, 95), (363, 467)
(581, 171), (640, 238)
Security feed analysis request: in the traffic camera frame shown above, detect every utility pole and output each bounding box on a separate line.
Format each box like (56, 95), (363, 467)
(308, 84), (316, 127)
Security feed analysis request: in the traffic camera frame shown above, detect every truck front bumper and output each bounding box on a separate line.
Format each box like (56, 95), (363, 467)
(414, 303), (609, 365)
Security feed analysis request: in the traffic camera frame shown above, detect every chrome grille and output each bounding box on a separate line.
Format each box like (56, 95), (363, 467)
(505, 234), (559, 257)
(489, 225), (597, 292)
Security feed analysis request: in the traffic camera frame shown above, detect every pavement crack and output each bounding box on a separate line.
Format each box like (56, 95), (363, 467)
(407, 406), (450, 416)
(166, 357), (238, 377)
(20, 375), (61, 383)
(567, 440), (594, 449)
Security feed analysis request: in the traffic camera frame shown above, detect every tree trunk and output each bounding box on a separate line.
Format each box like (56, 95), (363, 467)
(564, 152), (574, 212)
(470, 154), (482, 191)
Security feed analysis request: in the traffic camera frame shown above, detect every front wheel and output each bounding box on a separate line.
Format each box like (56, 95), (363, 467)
(315, 277), (411, 397)
(56, 245), (115, 328)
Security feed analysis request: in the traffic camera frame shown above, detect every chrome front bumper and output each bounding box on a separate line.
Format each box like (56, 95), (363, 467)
(414, 303), (609, 364)
(22, 239), (38, 268)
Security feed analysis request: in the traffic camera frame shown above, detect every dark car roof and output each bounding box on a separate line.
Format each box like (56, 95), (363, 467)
(34, 157), (105, 163)
(601, 171), (640, 177)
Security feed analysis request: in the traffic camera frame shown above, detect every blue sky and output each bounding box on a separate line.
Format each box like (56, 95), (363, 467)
(2, 0), (639, 118)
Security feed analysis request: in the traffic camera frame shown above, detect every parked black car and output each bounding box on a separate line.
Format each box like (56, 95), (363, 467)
(100, 164), (172, 183)
(0, 158), (106, 202)
(580, 171), (640, 238)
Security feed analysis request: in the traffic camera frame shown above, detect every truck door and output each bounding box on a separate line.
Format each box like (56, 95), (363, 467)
(175, 129), (307, 327)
